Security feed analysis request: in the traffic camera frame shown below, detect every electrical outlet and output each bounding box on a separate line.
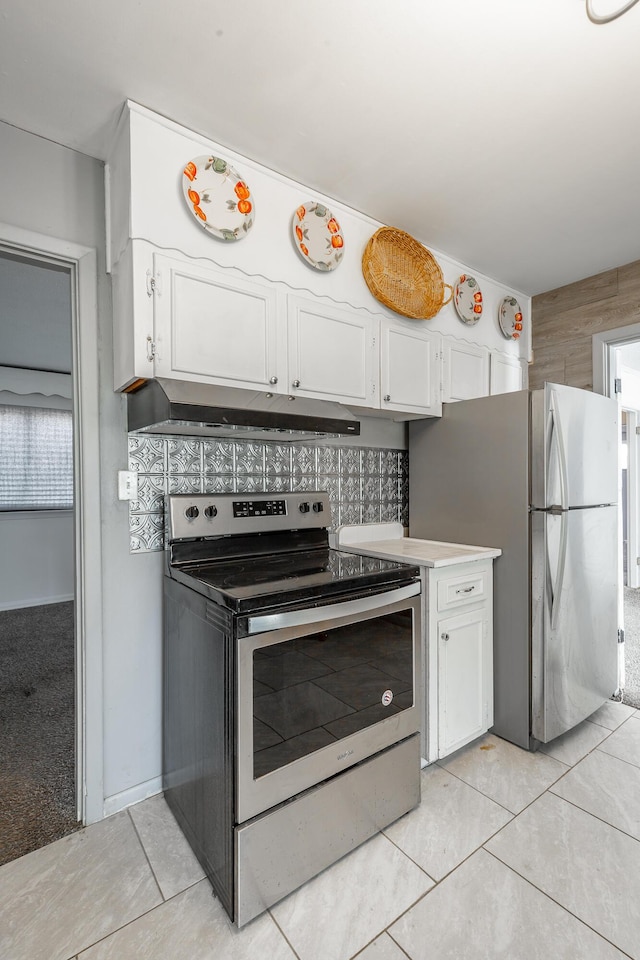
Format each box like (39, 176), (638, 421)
(117, 470), (138, 501)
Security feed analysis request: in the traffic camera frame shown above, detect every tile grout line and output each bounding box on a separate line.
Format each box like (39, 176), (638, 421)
(481, 846), (636, 960)
(548, 781), (640, 846)
(74, 875), (210, 957)
(433, 754), (571, 818)
(596, 742), (640, 771)
(126, 807), (165, 902)
(267, 908), (303, 960)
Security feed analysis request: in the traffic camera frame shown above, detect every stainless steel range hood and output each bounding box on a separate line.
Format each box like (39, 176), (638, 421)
(127, 378), (361, 441)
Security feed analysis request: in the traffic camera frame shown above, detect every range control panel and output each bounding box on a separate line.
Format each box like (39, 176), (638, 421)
(233, 499), (287, 518)
(167, 492), (331, 540)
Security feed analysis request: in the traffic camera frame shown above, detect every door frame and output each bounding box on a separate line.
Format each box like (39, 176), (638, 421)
(593, 322), (640, 396)
(0, 222), (104, 825)
(593, 325), (640, 694)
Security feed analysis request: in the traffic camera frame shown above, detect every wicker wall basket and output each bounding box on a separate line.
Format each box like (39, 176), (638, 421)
(362, 226), (453, 320)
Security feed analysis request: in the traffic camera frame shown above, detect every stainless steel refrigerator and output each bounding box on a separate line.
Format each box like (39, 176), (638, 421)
(409, 382), (619, 750)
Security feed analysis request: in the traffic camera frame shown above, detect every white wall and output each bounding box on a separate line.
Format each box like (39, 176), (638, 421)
(0, 120), (165, 815)
(0, 511), (74, 610)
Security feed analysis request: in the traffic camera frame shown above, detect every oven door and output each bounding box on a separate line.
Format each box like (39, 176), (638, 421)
(236, 582), (421, 823)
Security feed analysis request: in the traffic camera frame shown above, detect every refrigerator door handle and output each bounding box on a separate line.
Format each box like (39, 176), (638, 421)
(549, 509), (568, 631)
(548, 390), (570, 512)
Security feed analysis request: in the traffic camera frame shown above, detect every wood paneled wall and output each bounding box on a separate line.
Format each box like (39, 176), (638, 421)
(529, 259), (640, 391)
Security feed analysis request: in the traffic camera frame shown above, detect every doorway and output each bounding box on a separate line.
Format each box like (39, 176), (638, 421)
(594, 329), (640, 710)
(0, 251), (79, 863)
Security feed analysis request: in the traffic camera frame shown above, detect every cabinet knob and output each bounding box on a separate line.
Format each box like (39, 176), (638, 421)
(383, 394), (391, 402)
(441, 632), (450, 641)
(292, 379), (301, 388)
(269, 376), (278, 384)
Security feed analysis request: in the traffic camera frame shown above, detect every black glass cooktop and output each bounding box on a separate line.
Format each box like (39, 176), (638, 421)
(169, 547), (419, 614)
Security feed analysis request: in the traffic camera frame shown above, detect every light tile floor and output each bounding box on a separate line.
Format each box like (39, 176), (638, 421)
(1, 701), (638, 960)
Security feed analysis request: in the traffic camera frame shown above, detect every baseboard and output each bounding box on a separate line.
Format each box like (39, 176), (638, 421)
(0, 593), (75, 612)
(103, 776), (163, 819)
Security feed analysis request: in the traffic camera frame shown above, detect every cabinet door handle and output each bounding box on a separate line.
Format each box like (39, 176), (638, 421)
(292, 379), (301, 388)
(383, 394), (391, 402)
(269, 376), (278, 385)
(456, 586), (475, 594)
(441, 632), (450, 641)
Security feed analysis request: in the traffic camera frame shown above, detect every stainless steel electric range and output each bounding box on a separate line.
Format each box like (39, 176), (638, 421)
(163, 491), (422, 926)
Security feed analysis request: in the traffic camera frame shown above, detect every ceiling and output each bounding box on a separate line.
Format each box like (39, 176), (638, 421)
(1, 0), (639, 296)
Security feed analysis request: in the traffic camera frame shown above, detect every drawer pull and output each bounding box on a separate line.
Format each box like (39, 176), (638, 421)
(456, 586), (475, 594)
(441, 632), (450, 641)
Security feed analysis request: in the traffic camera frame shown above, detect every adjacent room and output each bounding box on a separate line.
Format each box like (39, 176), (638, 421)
(0, 252), (77, 864)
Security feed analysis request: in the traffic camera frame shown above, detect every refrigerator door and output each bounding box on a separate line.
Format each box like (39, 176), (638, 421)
(531, 504), (618, 743)
(531, 383), (618, 510)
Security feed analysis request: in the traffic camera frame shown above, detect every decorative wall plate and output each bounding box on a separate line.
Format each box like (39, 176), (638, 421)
(498, 296), (524, 340)
(292, 202), (344, 271)
(182, 155), (255, 241)
(453, 275), (483, 325)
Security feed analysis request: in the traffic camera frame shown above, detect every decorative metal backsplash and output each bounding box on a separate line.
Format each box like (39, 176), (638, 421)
(128, 435), (409, 553)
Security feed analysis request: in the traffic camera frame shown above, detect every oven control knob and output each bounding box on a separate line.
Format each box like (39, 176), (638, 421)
(312, 501), (324, 513)
(185, 506), (199, 520)
(204, 505), (217, 519)
(299, 502), (310, 514)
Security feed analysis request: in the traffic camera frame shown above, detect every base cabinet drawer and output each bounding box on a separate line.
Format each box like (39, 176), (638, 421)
(436, 565), (490, 612)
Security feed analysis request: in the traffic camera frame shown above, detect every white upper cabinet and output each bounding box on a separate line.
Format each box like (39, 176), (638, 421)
(441, 337), (490, 402)
(106, 104), (532, 404)
(380, 320), (441, 417)
(112, 241), (287, 392)
(490, 350), (525, 395)
(286, 296), (377, 407)
(152, 252), (285, 390)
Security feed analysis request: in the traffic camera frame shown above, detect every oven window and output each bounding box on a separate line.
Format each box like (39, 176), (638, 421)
(252, 610), (414, 778)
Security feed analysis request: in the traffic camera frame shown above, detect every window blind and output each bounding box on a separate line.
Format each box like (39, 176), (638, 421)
(0, 405), (73, 510)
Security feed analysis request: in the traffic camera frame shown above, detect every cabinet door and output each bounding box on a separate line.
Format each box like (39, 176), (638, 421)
(490, 350), (524, 395)
(152, 253), (285, 390)
(441, 338), (490, 402)
(437, 607), (489, 757)
(287, 296), (376, 406)
(380, 321), (441, 416)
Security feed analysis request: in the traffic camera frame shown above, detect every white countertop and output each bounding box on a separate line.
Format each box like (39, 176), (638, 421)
(335, 524), (501, 568)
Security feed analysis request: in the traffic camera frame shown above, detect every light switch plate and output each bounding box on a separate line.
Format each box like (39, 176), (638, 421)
(118, 470), (138, 501)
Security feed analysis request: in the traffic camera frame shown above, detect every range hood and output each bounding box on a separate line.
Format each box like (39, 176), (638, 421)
(127, 378), (361, 441)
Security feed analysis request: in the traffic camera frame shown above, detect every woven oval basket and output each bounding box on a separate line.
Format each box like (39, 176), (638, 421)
(362, 227), (453, 320)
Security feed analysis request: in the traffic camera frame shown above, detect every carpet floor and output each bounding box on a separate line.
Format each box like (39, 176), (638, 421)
(0, 601), (79, 866)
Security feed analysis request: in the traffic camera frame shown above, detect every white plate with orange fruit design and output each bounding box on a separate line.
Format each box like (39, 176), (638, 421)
(182, 155), (255, 241)
(499, 296), (524, 340)
(453, 275), (483, 325)
(292, 201), (344, 271)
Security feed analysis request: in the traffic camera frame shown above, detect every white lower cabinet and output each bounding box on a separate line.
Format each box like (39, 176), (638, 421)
(437, 608), (489, 756)
(424, 559), (494, 761)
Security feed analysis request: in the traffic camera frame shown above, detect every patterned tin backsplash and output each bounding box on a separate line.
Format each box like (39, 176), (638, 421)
(128, 435), (409, 552)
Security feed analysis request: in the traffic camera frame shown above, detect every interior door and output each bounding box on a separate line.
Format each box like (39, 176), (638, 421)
(531, 505), (618, 742)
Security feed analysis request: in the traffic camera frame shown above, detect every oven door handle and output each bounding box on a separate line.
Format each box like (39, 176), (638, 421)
(246, 581), (420, 635)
